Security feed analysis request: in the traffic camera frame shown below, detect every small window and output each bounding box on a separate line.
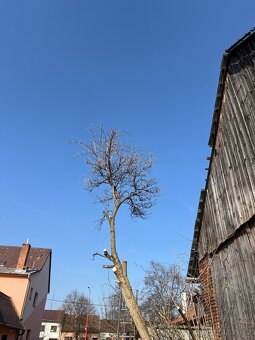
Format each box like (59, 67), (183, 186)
(29, 287), (33, 300)
(33, 292), (38, 307)
(50, 325), (57, 332)
(1, 335), (8, 340)
(26, 329), (31, 340)
(41, 325), (45, 332)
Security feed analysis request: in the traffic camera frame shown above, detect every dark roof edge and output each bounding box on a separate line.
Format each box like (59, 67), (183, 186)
(226, 27), (255, 54)
(48, 249), (52, 293)
(28, 249), (51, 294)
(0, 321), (24, 331)
(187, 189), (206, 278)
(187, 27), (255, 278)
(208, 53), (229, 147)
(208, 27), (255, 147)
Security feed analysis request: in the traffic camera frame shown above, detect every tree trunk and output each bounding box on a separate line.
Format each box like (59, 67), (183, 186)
(118, 273), (151, 340)
(110, 214), (151, 340)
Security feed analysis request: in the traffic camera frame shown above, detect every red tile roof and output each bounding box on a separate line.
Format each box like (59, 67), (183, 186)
(172, 307), (196, 324)
(0, 245), (51, 271)
(43, 310), (65, 323)
(0, 292), (24, 330)
(61, 314), (134, 335)
(62, 314), (101, 333)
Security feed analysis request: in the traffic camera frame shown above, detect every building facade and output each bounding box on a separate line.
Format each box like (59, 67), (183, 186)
(188, 28), (255, 339)
(39, 310), (64, 340)
(0, 243), (52, 340)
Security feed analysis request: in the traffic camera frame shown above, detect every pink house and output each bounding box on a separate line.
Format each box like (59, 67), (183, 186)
(0, 243), (52, 340)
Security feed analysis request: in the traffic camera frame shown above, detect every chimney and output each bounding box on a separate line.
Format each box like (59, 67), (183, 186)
(16, 243), (31, 270)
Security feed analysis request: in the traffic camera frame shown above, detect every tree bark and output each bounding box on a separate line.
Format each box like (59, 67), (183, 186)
(120, 274), (151, 340)
(110, 254), (151, 340)
(108, 189), (151, 340)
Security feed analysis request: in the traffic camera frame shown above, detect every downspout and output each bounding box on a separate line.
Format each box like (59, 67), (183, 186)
(16, 328), (25, 340)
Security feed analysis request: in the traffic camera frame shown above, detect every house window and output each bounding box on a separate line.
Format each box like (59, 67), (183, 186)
(50, 325), (57, 332)
(29, 287), (33, 300)
(41, 325), (45, 332)
(33, 292), (38, 307)
(1, 335), (8, 340)
(64, 337), (73, 340)
(25, 329), (31, 340)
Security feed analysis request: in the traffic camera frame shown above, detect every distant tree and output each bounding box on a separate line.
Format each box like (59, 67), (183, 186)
(73, 127), (160, 340)
(61, 290), (96, 340)
(141, 261), (196, 340)
(101, 287), (132, 326)
(102, 290), (121, 322)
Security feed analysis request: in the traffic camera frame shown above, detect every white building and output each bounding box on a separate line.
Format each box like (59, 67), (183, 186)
(39, 310), (64, 340)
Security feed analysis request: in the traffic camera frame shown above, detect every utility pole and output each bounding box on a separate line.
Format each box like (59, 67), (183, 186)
(85, 287), (91, 340)
(134, 290), (139, 340)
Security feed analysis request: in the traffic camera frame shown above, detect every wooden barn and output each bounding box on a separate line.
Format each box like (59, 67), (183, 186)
(187, 28), (255, 340)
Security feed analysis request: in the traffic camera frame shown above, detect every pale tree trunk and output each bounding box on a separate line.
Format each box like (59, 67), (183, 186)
(108, 216), (151, 340)
(120, 274), (151, 340)
(106, 188), (151, 340)
(111, 256), (151, 340)
(109, 232), (151, 339)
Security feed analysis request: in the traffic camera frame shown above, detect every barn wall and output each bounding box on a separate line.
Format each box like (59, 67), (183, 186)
(195, 35), (255, 340)
(198, 36), (255, 259)
(211, 218), (255, 340)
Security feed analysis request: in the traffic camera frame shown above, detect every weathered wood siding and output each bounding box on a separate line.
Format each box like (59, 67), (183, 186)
(211, 218), (255, 340)
(196, 34), (255, 339)
(198, 36), (255, 258)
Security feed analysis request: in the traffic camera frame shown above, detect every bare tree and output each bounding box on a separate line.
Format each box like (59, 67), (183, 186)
(73, 127), (160, 340)
(61, 290), (97, 340)
(101, 287), (132, 328)
(141, 261), (195, 340)
(102, 289), (125, 321)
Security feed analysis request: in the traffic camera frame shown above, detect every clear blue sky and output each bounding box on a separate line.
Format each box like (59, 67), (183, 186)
(1, 1), (254, 310)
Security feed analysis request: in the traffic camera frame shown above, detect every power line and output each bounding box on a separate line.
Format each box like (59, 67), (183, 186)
(46, 298), (119, 308)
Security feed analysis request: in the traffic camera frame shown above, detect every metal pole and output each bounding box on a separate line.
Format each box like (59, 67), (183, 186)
(116, 285), (122, 340)
(85, 287), (91, 340)
(134, 290), (138, 340)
